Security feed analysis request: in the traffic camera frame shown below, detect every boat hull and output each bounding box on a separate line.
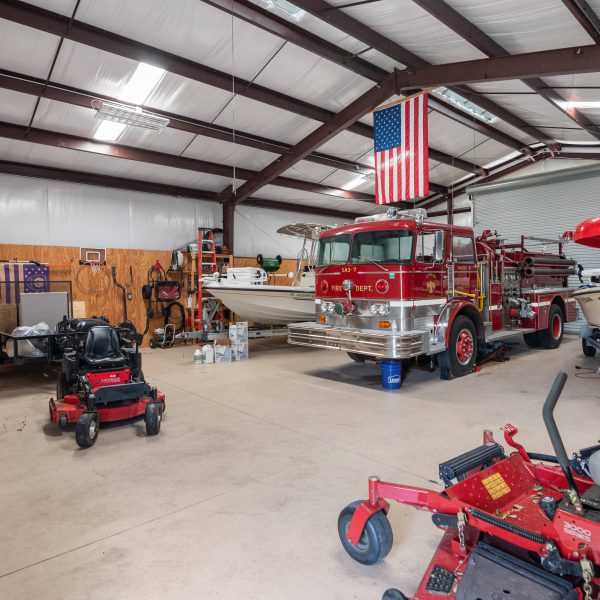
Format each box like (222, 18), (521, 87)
(204, 284), (315, 325)
(572, 286), (600, 327)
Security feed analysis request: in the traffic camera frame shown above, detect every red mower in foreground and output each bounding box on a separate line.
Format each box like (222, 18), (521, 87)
(339, 373), (600, 599)
(49, 321), (165, 448)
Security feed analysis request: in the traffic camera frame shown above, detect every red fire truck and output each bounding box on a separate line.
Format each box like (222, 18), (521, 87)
(288, 208), (578, 379)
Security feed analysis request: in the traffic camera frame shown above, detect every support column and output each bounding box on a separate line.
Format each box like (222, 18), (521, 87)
(447, 195), (453, 225)
(223, 202), (235, 254)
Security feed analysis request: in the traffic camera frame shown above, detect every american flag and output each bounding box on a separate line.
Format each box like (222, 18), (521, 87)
(373, 93), (429, 204)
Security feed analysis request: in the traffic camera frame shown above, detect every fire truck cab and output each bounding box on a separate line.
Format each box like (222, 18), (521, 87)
(287, 208), (578, 379)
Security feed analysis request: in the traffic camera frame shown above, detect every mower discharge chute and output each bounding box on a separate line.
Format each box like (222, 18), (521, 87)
(49, 321), (165, 448)
(339, 373), (600, 599)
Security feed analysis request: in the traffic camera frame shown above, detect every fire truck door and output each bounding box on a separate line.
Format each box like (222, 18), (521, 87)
(449, 234), (478, 303)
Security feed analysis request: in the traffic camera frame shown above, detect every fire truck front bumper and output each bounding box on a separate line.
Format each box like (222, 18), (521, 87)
(287, 322), (444, 359)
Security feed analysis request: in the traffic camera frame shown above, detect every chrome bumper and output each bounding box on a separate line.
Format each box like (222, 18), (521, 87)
(288, 322), (445, 359)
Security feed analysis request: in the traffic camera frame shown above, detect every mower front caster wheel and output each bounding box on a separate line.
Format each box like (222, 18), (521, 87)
(145, 402), (163, 436)
(338, 501), (393, 565)
(382, 590), (408, 600)
(75, 412), (99, 448)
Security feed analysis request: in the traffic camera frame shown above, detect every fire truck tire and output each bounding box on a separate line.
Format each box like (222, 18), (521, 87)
(347, 352), (367, 363)
(582, 338), (596, 357)
(75, 412), (99, 448)
(438, 315), (478, 377)
(538, 304), (563, 349)
(523, 331), (540, 348)
(145, 402), (162, 436)
(338, 501), (393, 565)
(382, 590), (408, 600)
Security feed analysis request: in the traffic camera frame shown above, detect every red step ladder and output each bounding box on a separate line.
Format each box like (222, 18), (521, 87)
(197, 228), (225, 330)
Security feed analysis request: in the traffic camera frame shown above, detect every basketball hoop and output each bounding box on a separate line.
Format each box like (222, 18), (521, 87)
(89, 261), (101, 274)
(76, 249), (109, 293)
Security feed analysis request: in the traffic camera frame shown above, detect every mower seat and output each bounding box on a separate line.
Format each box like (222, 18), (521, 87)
(83, 326), (126, 368)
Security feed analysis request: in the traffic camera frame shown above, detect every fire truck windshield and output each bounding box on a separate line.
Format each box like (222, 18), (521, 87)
(351, 230), (413, 265)
(317, 234), (351, 266)
(317, 230), (414, 267)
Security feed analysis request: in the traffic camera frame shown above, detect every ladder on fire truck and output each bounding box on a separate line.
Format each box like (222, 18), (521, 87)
(197, 228), (226, 331)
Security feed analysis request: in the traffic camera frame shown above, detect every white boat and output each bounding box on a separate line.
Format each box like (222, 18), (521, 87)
(572, 269), (600, 327)
(202, 223), (332, 325)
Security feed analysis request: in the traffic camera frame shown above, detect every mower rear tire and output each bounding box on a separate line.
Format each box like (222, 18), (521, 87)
(338, 501), (393, 565)
(538, 304), (563, 349)
(75, 412), (99, 448)
(145, 402), (162, 436)
(56, 373), (69, 400)
(582, 338), (597, 357)
(382, 590), (408, 600)
(347, 352), (368, 363)
(437, 315), (478, 378)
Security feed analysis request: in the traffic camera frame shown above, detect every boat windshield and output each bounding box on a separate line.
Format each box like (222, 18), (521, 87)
(351, 230), (414, 265)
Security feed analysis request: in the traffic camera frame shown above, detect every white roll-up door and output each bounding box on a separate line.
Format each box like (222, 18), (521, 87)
(468, 164), (600, 333)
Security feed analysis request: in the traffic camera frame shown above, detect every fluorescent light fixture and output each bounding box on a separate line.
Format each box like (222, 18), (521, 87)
(119, 63), (166, 105)
(260, 0), (305, 21)
(94, 102), (170, 132)
(433, 86), (499, 124)
(93, 120), (127, 141)
(557, 100), (600, 109)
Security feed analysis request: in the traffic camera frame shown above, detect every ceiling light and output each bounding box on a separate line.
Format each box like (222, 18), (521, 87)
(433, 86), (499, 124)
(557, 100), (600, 109)
(342, 175), (368, 190)
(119, 63), (166, 105)
(93, 120), (127, 141)
(260, 0), (305, 22)
(94, 102), (170, 132)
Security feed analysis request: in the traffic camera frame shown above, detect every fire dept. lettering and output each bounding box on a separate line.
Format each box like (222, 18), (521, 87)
(331, 284), (373, 292)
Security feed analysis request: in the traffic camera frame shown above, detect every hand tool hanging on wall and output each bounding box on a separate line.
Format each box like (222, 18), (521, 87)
(111, 265), (139, 341)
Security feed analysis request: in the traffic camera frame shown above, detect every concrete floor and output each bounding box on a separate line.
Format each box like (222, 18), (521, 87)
(0, 335), (599, 600)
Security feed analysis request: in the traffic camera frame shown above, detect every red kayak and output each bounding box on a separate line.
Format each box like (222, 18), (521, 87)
(575, 216), (600, 248)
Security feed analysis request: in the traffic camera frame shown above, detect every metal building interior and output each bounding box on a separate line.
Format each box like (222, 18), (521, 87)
(1, 1), (600, 599)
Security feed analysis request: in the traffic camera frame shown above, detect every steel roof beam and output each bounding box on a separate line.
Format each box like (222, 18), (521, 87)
(0, 121), (375, 201)
(0, 69), (380, 176)
(0, 160), (361, 220)
(291, 0), (553, 146)
(395, 44), (600, 89)
(205, 0), (529, 151)
(560, 0), (600, 43)
(0, 0), (373, 139)
(226, 72), (401, 205)
(413, 0), (600, 141)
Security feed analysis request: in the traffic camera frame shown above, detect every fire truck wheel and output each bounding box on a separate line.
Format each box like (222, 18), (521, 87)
(538, 304), (563, 349)
(75, 412), (99, 448)
(338, 501), (393, 565)
(583, 338), (597, 357)
(439, 315), (478, 377)
(382, 590), (408, 600)
(523, 331), (540, 348)
(145, 402), (162, 436)
(347, 352), (367, 363)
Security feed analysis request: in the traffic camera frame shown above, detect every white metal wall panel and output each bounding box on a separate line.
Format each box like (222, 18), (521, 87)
(234, 206), (342, 259)
(469, 164), (600, 332)
(0, 174), (221, 250)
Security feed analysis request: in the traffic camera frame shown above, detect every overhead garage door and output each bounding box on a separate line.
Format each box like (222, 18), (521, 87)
(468, 164), (600, 333)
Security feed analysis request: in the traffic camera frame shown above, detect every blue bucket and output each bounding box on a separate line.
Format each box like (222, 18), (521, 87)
(381, 360), (402, 390)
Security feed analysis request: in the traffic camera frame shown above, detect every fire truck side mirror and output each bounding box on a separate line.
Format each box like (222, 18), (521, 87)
(434, 230), (445, 262)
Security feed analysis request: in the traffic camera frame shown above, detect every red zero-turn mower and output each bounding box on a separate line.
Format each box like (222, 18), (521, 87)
(338, 373), (600, 599)
(49, 323), (165, 448)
